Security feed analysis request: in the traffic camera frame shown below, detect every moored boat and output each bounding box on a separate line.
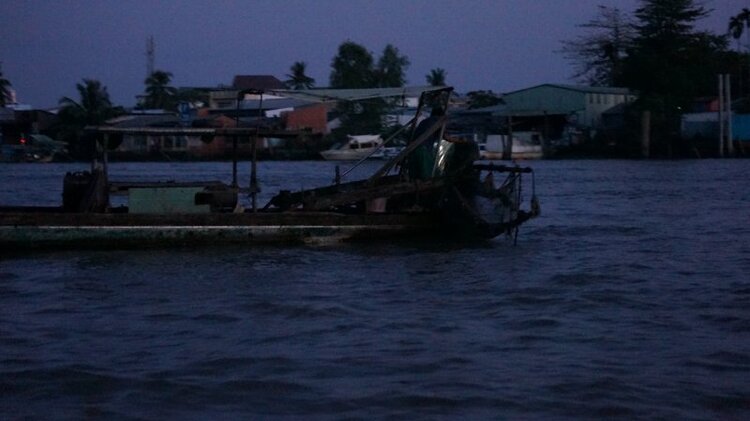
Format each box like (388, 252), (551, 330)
(320, 134), (383, 160)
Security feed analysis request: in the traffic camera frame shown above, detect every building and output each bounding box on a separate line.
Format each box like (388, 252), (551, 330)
(0, 107), (60, 145)
(501, 84), (636, 128)
(445, 84), (638, 157)
(209, 75), (286, 109)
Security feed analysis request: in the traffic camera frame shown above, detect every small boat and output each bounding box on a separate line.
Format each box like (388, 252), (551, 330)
(370, 145), (405, 160)
(320, 134), (383, 160)
(479, 132), (544, 160)
(0, 134), (68, 163)
(0, 86), (539, 250)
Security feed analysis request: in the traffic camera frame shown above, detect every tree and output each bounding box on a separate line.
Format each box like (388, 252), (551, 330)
(330, 41), (375, 89)
(621, 0), (727, 155)
(0, 65), (12, 106)
(375, 44), (409, 88)
(728, 8), (750, 102)
(561, 5), (634, 86)
(57, 79), (123, 158)
(329, 41), (382, 135)
(729, 14), (745, 51)
(426, 68), (447, 86)
(466, 90), (503, 109)
(285, 61), (315, 90)
(142, 70), (177, 110)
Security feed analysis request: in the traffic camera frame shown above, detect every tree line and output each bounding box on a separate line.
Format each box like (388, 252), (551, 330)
(32, 40), (451, 157)
(561, 0), (750, 155)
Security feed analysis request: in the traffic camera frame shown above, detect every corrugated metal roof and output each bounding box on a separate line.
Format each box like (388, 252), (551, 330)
(505, 83), (634, 96)
(106, 114), (179, 128)
(270, 86), (449, 103)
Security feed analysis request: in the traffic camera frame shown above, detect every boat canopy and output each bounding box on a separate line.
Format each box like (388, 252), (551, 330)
(347, 134), (382, 145)
(268, 86), (450, 103)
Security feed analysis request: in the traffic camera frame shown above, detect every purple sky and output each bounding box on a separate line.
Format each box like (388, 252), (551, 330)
(1, 0), (744, 108)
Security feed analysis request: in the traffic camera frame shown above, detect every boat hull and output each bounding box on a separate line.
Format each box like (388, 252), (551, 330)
(320, 148), (378, 161)
(0, 211), (442, 249)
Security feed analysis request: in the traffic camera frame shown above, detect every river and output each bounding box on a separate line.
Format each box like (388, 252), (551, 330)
(1, 159), (749, 419)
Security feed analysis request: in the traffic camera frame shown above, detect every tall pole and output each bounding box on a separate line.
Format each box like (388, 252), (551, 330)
(504, 115), (513, 161)
(250, 93), (263, 212)
(641, 110), (651, 159)
(726, 74), (734, 156)
(718, 75), (724, 158)
(146, 36), (155, 78)
(232, 94), (240, 187)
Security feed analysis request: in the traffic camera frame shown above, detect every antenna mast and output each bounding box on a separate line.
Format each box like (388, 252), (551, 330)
(146, 36), (155, 77)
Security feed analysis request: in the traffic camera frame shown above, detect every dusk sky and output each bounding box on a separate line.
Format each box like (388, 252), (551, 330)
(1, 0), (745, 108)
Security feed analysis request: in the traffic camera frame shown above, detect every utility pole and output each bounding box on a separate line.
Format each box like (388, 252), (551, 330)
(641, 110), (651, 159)
(718, 74), (734, 158)
(718, 75), (724, 158)
(146, 36), (155, 78)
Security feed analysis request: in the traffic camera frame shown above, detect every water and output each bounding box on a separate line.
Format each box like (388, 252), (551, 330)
(1, 160), (749, 419)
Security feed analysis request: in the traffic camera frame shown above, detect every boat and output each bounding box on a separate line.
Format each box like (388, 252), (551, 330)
(320, 134), (383, 160)
(0, 134), (69, 163)
(370, 145), (405, 160)
(0, 86), (540, 250)
(479, 132), (544, 160)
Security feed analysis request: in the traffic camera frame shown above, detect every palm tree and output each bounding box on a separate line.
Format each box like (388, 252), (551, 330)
(0, 65), (12, 106)
(426, 68), (446, 86)
(729, 8), (750, 52)
(729, 14), (745, 51)
(58, 79), (122, 157)
(59, 79), (118, 125)
(285, 61), (315, 90)
(143, 70), (177, 109)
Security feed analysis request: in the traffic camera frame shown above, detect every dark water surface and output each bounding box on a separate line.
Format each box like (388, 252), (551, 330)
(1, 160), (749, 419)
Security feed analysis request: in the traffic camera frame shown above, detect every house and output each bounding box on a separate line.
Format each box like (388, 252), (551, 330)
(107, 113), (203, 157)
(209, 75), (286, 109)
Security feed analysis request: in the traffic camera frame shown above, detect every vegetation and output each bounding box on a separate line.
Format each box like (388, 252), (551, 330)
(563, 0), (748, 156)
(0, 65), (12, 106)
(728, 8), (749, 51)
(375, 44), (410, 88)
(328, 41), (410, 138)
(142, 70), (177, 110)
(57, 79), (124, 158)
(561, 6), (633, 86)
(426, 68), (447, 86)
(285, 61), (315, 90)
(466, 90), (502, 109)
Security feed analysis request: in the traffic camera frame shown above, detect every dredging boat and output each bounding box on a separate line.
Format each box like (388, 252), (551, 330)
(0, 86), (539, 250)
